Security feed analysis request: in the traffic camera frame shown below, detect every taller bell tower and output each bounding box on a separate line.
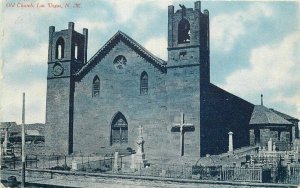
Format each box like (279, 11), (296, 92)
(45, 22), (88, 155)
(167, 1), (210, 83)
(166, 2), (210, 157)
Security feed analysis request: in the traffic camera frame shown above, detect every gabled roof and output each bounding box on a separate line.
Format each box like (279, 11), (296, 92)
(249, 105), (292, 126)
(75, 31), (167, 80)
(269, 108), (299, 122)
(0, 122), (17, 129)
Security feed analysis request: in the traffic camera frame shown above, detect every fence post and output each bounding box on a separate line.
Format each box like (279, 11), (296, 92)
(121, 156), (122, 168)
(64, 155), (67, 167)
(110, 157), (112, 172)
(81, 155), (84, 171)
(13, 155), (16, 169)
(260, 168), (262, 182)
(140, 163), (141, 176)
(56, 156), (59, 167)
(36, 155), (38, 168)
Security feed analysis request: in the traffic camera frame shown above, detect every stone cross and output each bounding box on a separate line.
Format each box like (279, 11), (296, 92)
(138, 125), (143, 138)
(171, 112), (194, 156)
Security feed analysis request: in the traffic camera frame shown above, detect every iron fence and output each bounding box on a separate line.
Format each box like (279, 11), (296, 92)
(1, 154), (300, 185)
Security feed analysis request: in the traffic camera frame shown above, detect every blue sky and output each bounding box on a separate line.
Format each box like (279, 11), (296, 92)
(0, 0), (299, 124)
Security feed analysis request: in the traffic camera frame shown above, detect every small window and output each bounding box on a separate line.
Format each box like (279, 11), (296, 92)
(179, 51), (187, 59)
(92, 76), (100, 97)
(140, 71), (148, 95)
(178, 19), (190, 44)
(113, 55), (127, 70)
(56, 37), (65, 59)
(74, 44), (78, 59)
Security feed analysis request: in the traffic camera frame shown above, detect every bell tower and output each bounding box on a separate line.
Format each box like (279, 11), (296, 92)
(45, 22), (88, 155)
(167, 1), (210, 83)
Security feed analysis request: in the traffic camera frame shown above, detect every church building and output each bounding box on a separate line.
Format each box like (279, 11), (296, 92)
(45, 1), (298, 159)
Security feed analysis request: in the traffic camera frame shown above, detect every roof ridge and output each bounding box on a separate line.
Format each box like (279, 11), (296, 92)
(75, 31), (166, 79)
(118, 31), (167, 65)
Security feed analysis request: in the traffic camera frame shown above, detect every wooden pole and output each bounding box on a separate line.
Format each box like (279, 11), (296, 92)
(0, 123), (2, 182)
(21, 92), (26, 187)
(180, 112), (184, 156)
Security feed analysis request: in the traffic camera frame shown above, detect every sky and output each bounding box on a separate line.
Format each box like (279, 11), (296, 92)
(0, 0), (299, 124)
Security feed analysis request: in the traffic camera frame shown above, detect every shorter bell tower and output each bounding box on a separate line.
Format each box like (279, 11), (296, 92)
(45, 22), (88, 155)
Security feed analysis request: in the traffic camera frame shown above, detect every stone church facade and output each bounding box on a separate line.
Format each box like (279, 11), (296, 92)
(45, 1), (256, 158)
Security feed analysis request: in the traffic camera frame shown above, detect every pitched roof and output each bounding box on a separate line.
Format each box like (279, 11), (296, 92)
(249, 105), (292, 126)
(0, 122), (45, 133)
(269, 108), (299, 121)
(75, 31), (167, 80)
(0, 122), (17, 129)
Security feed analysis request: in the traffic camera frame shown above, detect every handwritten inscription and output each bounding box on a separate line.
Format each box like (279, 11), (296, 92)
(5, 2), (81, 9)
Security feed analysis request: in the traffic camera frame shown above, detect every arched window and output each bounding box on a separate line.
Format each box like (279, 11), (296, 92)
(92, 76), (100, 97)
(74, 43), (78, 59)
(111, 112), (128, 145)
(56, 37), (65, 59)
(178, 19), (190, 44)
(140, 71), (148, 95)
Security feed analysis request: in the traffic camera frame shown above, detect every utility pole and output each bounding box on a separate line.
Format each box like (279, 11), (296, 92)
(21, 93), (26, 187)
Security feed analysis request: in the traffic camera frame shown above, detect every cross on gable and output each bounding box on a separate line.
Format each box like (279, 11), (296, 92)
(171, 112), (195, 156)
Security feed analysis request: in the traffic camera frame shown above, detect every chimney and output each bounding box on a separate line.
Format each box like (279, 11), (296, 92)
(261, 94), (263, 106)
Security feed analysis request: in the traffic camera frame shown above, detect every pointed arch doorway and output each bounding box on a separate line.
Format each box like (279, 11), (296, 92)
(110, 112), (128, 145)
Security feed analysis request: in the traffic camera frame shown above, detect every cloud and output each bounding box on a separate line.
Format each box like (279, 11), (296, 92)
(75, 19), (109, 32)
(211, 3), (273, 53)
(0, 80), (46, 124)
(221, 32), (300, 116)
(0, 60), (3, 80)
(144, 37), (168, 60)
(105, 0), (175, 24)
(5, 43), (48, 72)
(106, 0), (145, 23)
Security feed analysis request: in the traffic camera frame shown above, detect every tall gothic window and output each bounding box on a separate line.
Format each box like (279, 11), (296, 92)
(111, 112), (128, 145)
(92, 76), (100, 97)
(140, 71), (148, 95)
(178, 18), (190, 44)
(56, 37), (65, 59)
(74, 43), (78, 59)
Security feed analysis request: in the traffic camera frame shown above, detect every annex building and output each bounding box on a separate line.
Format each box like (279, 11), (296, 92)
(45, 1), (299, 159)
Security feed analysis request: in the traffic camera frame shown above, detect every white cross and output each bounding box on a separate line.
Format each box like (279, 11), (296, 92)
(138, 125), (144, 137)
(172, 112), (194, 156)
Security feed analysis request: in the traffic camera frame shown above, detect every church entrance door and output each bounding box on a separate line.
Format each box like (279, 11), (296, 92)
(111, 112), (128, 145)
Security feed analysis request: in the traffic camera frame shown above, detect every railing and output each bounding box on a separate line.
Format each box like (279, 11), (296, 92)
(221, 167), (262, 182)
(1, 154), (299, 185)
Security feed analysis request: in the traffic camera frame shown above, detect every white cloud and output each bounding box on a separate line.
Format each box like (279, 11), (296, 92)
(0, 80), (46, 124)
(211, 3), (273, 53)
(106, 0), (145, 23)
(76, 19), (108, 31)
(105, 0), (176, 24)
(221, 32), (300, 116)
(5, 43), (48, 72)
(0, 60), (3, 80)
(144, 37), (168, 60)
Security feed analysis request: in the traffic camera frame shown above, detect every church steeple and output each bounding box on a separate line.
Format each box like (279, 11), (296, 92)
(167, 1), (210, 83)
(46, 22), (88, 155)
